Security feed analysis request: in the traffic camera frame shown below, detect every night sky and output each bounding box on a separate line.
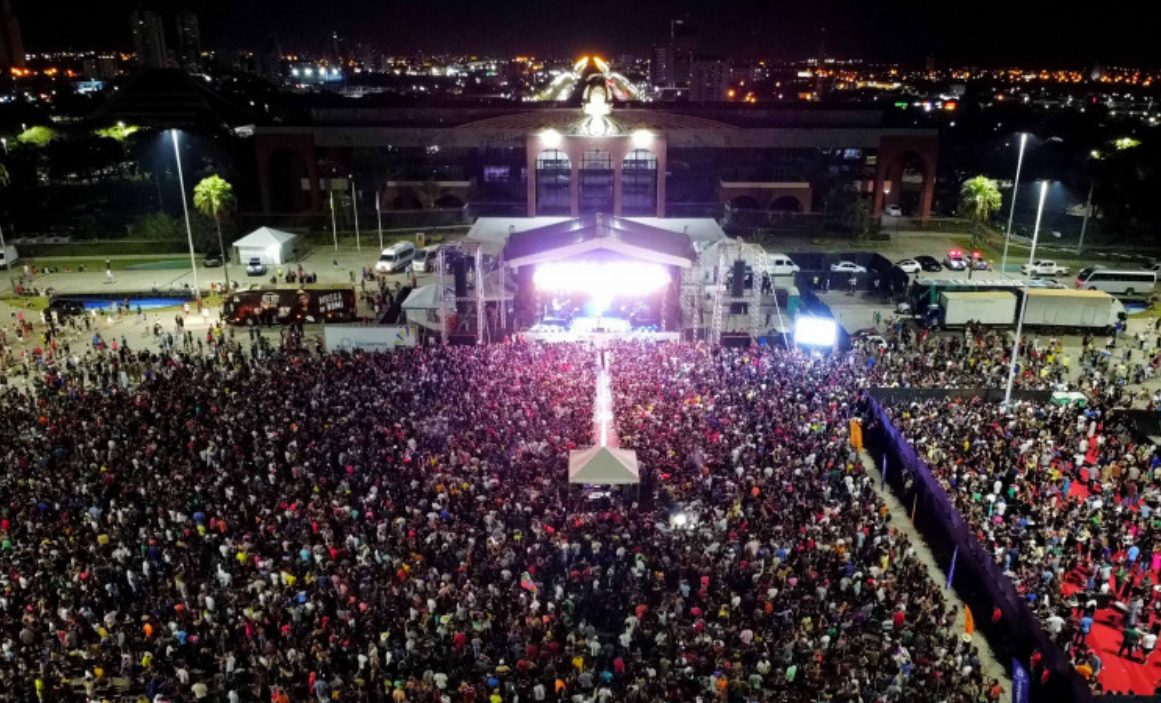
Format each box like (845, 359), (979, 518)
(15, 0), (1161, 66)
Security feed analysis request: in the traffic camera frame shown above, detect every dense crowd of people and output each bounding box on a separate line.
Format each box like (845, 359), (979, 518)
(0, 335), (1011, 703)
(882, 395), (1161, 693)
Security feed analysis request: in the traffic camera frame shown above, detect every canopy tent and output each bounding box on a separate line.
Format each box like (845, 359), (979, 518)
(567, 445), (640, 485)
(232, 227), (299, 266)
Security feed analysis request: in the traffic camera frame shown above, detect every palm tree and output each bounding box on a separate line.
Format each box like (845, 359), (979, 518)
(193, 175), (235, 291)
(959, 175), (1002, 248)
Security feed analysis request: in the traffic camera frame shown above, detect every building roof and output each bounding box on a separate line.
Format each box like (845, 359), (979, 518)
(233, 226), (298, 247)
(568, 446), (640, 485)
(502, 214), (699, 268)
(91, 68), (255, 130)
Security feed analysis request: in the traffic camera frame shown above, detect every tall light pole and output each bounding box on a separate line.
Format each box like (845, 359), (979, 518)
(171, 130), (201, 301)
(1077, 180), (1095, 255)
(1001, 133), (1028, 275)
(349, 174), (361, 251)
(375, 191), (384, 251)
(1003, 180), (1049, 405)
(329, 188), (338, 251)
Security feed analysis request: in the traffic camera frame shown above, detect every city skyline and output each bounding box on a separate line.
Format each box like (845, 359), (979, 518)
(9, 0), (1161, 67)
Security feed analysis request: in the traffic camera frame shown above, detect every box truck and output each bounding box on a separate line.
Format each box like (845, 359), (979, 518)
(938, 291), (1018, 327)
(1021, 289), (1125, 332)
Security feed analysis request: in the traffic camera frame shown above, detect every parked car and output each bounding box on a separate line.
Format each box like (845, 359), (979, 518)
(895, 259), (922, 274)
(943, 249), (967, 270)
(411, 245), (440, 273)
(203, 254), (224, 268)
(830, 261), (867, 274)
(1021, 259), (1069, 276)
(884, 204), (903, 217)
(245, 257), (267, 276)
(913, 255), (943, 272)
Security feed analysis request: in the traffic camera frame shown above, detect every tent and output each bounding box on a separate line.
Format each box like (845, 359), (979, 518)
(232, 227), (299, 266)
(568, 445), (640, 485)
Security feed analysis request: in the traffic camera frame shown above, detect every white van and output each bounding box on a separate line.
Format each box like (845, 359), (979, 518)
(0, 244), (18, 269)
(1074, 267), (1157, 296)
(411, 245), (440, 274)
(766, 253), (800, 277)
(375, 241), (416, 273)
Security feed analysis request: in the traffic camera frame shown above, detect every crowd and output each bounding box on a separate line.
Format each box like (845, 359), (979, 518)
(0, 334), (1010, 703)
(882, 394), (1161, 693)
(853, 322), (1067, 391)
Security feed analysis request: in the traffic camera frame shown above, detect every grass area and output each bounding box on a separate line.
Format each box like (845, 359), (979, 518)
(21, 256), (196, 272)
(0, 295), (50, 311)
(16, 240), (192, 257)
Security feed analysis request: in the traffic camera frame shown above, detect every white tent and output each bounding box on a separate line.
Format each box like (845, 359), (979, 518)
(232, 227), (299, 266)
(568, 445), (641, 485)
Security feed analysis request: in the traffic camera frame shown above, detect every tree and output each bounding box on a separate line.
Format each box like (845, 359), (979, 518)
(16, 125), (59, 148)
(193, 175), (235, 291)
(959, 175), (1002, 247)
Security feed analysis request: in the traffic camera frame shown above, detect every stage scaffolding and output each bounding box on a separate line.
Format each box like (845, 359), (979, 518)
(707, 239), (787, 345)
(436, 241), (511, 345)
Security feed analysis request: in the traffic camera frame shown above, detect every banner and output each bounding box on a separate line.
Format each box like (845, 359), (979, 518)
(964, 605), (974, 636)
(324, 325), (417, 352)
(1012, 658), (1029, 703)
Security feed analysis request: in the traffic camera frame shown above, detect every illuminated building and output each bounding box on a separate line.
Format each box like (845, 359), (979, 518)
(254, 58), (938, 220)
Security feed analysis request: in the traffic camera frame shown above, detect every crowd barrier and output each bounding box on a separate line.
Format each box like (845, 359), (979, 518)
(863, 395), (1092, 703)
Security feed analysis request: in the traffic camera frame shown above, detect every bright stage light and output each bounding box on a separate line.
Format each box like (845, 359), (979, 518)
(794, 316), (838, 347)
(631, 129), (653, 149)
(533, 261), (670, 300)
(540, 128), (563, 148)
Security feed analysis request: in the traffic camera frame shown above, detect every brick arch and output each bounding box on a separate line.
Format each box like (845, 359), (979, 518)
(770, 194), (805, 212)
(873, 135), (938, 220)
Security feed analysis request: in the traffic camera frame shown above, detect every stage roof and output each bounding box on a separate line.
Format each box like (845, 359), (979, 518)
(498, 214), (701, 268)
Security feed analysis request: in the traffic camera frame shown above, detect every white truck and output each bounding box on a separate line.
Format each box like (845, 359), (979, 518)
(938, 291), (1018, 327)
(1021, 259), (1069, 276)
(1021, 289), (1125, 332)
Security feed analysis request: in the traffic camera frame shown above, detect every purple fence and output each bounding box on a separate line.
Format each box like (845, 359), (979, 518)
(864, 395), (1092, 703)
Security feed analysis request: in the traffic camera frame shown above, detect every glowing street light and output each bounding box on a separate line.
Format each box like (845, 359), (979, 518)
(540, 128), (562, 149)
(170, 130), (201, 301)
(1003, 180), (1050, 405)
(1001, 133), (1027, 275)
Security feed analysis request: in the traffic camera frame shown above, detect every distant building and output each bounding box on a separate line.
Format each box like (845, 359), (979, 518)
(669, 18), (695, 88)
(0, 0), (25, 69)
(690, 59), (729, 102)
(649, 45), (671, 88)
(131, 8), (169, 69)
(175, 10), (202, 73)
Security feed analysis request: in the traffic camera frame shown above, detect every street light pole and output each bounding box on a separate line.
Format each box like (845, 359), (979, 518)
(375, 191), (384, 251)
(1003, 180), (1049, 405)
(171, 130), (201, 301)
(329, 189), (338, 252)
(349, 174), (361, 252)
(1077, 180), (1095, 255)
(1001, 133), (1028, 276)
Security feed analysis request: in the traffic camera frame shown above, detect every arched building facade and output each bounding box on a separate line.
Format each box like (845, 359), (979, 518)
(254, 101), (938, 220)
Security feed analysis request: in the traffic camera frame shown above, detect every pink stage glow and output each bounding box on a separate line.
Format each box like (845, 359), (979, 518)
(532, 261), (670, 298)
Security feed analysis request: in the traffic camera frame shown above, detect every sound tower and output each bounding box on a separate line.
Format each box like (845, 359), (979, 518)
(730, 259), (746, 314)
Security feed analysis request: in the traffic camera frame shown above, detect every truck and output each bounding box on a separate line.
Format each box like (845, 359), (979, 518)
(223, 288), (358, 326)
(1020, 289), (1125, 332)
(938, 291), (1018, 327)
(1021, 259), (1069, 276)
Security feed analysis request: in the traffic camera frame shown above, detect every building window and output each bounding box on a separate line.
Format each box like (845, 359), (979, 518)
(535, 149), (571, 214)
(622, 149), (658, 215)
